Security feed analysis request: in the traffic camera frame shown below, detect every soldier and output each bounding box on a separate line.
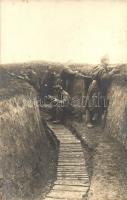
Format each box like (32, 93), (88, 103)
(48, 85), (71, 123)
(61, 67), (85, 94)
(40, 69), (58, 104)
(85, 55), (120, 128)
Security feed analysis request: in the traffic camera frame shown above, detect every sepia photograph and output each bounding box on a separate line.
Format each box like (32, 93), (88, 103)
(0, 0), (127, 199)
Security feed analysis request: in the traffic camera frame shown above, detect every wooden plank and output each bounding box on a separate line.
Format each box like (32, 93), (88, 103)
(53, 185), (86, 192)
(46, 191), (84, 199)
(44, 123), (89, 200)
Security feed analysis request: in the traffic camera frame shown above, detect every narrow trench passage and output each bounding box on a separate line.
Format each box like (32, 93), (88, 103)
(2, 64), (125, 200)
(0, 63), (127, 200)
(44, 122), (90, 200)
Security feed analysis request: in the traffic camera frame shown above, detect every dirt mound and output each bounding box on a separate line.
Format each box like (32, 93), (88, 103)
(0, 76), (58, 200)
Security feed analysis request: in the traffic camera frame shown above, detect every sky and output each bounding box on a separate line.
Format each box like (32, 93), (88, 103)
(1, 0), (127, 64)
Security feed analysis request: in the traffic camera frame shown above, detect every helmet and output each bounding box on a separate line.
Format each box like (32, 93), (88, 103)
(101, 55), (110, 65)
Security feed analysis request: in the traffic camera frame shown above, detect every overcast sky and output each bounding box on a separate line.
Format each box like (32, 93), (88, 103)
(1, 0), (127, 64)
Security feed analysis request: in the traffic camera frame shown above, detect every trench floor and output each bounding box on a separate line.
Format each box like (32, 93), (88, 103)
(44, 122), (90, 200)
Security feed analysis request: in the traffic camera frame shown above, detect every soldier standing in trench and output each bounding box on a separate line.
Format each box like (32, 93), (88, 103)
(61, 66), (85, 95)
(85, 55), (120, 128)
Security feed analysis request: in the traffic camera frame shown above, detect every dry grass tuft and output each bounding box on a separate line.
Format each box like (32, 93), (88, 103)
(106, 78), (127, 148)
(0, 83), (57, 199)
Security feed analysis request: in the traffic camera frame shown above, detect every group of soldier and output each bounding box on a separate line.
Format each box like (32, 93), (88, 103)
(8, 56), (120, 128)
(41, 56), (120, 127)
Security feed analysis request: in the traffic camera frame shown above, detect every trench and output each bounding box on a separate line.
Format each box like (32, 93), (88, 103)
(0, 62), (127, 200)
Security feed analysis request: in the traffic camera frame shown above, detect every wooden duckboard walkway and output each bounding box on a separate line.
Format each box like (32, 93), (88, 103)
(44, 123), (89, 200)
